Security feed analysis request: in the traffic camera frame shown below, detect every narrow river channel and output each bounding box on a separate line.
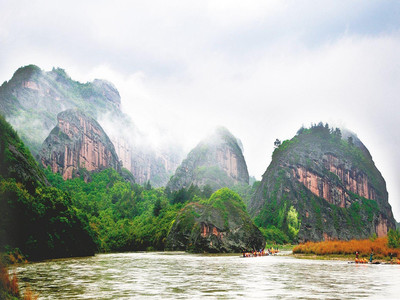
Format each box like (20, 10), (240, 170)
(13, 252), (400, 299)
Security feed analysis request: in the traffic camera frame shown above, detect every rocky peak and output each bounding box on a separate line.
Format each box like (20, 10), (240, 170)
(167, 127), (249, 191)
(11, 65), (43, 84)
(92, 79), (121, 110)
(40, 109), (121, 180)
(249, 124), (396, 242)
(166, 188), (265, 253)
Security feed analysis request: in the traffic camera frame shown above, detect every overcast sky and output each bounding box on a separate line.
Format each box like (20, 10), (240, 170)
(1, 0), (400, 220)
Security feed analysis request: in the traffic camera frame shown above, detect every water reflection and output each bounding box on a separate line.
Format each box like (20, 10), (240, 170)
(14, 252), (400, 299)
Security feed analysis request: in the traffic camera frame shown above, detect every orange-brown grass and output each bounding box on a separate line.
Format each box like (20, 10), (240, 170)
(0, 262), (19, 297)
(23, 287), (39, 300)
(293, 237), (400, 259)
(1, 262), (38, 300)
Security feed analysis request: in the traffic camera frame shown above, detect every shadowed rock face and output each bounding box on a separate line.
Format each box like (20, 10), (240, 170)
(40, 109), (121, 180)
(249, 126), (396, 242)
(166, 188), (265, 253)
(167, 127), (249, 192)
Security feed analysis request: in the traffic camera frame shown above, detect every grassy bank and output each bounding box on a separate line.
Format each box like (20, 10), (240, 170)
(293, 237), (400, 261)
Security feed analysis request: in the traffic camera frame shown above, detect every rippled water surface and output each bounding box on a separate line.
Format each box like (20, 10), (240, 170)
(14, 252), (400, 299)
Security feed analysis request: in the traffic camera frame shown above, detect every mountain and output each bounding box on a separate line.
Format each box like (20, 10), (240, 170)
(249, 124), (396, 242)
(40, 109), (121, 180)
(167, 127), (249, 192)
(0, 65), (121, 155)
(0, 65), (182, 186)
(166, 188), (265, 252)
(0, 114), (96, 260)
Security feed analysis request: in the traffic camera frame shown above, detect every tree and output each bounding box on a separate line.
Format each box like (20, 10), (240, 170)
(286, 206), (301, 241)
(164, 186), (172, 199)
(153, 198), (162, 217)
(387, 228), (400, 248)
(296, 126), (305, 135)
(333, 128), (342, 139)
(171, 188), (187, 205)
(347, 136), (354, 146)
(145, 181), (152, 190)
(274, 139), (281, 148)
(202, 185), (213, 199)
(187, 184), (201, 200)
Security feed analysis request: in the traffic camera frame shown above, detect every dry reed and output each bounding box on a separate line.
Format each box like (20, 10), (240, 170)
(293, 237), (400, 259)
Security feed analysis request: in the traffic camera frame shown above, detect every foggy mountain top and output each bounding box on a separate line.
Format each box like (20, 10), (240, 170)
(1, 0), (400, 219)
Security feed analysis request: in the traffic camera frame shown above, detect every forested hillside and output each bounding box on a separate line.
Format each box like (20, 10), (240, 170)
(0, 114), (96, 261)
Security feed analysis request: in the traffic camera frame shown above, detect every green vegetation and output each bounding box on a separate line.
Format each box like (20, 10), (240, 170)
(387, 228), (400, 248)
(207, 188), (246, 212)
(44, 168), (183, 252)
(287, 206), (301, 240)
(259, 227), (289, 245)
(205, 188), (246, 228)
(253, 171), (295, 244)
(231, 181), (259, 206)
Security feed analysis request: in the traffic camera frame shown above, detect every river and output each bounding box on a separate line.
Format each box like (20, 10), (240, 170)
(13, 252), (400, 299)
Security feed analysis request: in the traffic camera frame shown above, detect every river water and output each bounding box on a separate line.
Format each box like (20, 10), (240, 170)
(13, 252), (400, 299)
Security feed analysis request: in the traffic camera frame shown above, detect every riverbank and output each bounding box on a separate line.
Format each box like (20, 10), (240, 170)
(291, 253), (397, 263)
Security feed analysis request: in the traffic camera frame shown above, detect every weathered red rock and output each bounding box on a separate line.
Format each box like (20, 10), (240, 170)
(40, 109), (121, 180)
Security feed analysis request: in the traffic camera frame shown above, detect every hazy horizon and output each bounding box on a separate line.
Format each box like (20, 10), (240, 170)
(1, 0), (399, 220)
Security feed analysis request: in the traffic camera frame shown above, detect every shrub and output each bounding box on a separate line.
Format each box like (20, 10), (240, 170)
(387, 229), (400, 248)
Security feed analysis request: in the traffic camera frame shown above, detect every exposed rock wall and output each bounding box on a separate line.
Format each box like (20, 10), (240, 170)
(293, 153), (378, 209)
(40, 109), (120, 180)
(111, 137), (132, 171)
(216, 147), (239, 180)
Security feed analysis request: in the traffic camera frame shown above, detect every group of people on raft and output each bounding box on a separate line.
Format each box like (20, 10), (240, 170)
(354, 251), (400, 264)
(242, 247), (279, 257)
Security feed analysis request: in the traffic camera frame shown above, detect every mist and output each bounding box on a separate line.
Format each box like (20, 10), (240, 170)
(1, 0), (399, 220)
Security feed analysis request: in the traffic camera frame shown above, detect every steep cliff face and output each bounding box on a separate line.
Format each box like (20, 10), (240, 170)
(167, 127), (249, 191)
(166, 188), (265, 253)
(40, 109), (121, 180)
(129, 146), (181, 187)
(249, 125), (396, 242)
(0, 65), (183, 186)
